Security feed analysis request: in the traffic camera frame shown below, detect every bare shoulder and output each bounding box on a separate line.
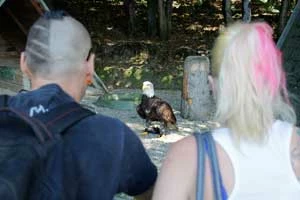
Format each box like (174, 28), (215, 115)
(291, 127), (300, 182)
(169, 135), (197, 156)
(160, 135), (197, 176)
(152, 135), (198, 200)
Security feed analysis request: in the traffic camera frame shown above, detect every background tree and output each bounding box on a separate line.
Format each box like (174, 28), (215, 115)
(158, 0), (173, 40)
(242, 0), (251, 22)
(222, 0), (233, 25)
(124, 0), (136, 36)
(222, 0), (251, 25)
(147, 0), (158, 37)
(279, 0), (290, 34)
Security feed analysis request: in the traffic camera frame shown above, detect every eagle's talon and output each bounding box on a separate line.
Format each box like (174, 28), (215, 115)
(141, 131), (149, 136)
(157, 133), (165, 138)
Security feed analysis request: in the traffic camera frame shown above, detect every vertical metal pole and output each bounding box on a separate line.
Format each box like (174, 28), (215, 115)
(0, 0), (6, 7)
(38, 0), (50, 11)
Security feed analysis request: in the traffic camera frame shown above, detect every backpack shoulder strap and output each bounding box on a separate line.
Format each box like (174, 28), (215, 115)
(36, 102), (95, 135)
(0, 96), (93, 142)
(0, 95), (10, 107)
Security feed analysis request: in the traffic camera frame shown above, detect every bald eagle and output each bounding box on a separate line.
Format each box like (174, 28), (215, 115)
(136, 81), (177, 135)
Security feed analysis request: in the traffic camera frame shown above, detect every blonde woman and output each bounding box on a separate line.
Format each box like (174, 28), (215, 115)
(152, 21), (300, 200)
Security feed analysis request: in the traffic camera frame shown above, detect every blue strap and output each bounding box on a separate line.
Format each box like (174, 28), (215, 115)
(203, 133), (228, 200)
(195, 132), (205, 200)
(204, 133), (222, 199)
(194, 132), (228, 200)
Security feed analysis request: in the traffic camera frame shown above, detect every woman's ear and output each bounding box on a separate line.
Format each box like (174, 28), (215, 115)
(20, 52), (33, 78)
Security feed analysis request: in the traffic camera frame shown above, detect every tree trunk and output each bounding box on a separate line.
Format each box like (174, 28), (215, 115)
(158, 0), (168, 40)
(147, 0), (157, 37)
(209, 0), (217, 7)
(166, 0), (173, 38)
(158, 0), (172, 40)
(279, 0), (290, 34)
(124, 0), (136, 36)
(222, 0), (233, 25)
(242, 0), (251, 22)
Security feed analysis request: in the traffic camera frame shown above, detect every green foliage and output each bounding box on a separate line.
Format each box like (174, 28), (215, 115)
(96, 63), (183, 90)
(0, 67), (16, 80)
(255, 0), (281, 12)
(95, 92), (141, 111)
(65, 0), (290, 91)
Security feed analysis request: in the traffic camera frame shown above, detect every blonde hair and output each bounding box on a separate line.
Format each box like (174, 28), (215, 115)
(211, 21), (296, 142)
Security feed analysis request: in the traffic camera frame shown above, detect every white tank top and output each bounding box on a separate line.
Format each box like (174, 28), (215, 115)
(212, 120), (300, 200)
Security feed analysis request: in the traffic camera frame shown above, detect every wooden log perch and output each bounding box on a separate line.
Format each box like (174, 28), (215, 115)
(0, 52), (31, 90)
(0, 51), (19, 68)
(181, 56), (212, 121)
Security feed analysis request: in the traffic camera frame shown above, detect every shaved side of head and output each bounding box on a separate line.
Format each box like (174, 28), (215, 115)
(25, 11), (91, 79)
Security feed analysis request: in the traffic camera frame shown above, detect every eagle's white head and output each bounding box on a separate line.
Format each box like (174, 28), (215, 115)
(142, 81), (154, 98)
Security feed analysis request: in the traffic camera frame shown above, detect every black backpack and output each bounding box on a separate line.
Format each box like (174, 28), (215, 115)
(0, 94), (95, 199)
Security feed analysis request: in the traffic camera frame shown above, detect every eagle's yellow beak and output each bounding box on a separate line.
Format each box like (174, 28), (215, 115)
(142, 85), (149, 90)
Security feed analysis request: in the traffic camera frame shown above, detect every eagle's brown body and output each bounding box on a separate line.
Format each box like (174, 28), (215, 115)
(136, 94), (177, 129)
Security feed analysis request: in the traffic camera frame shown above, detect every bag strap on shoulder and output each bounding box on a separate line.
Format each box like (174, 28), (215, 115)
(0, 95), (94, 142)
(0, 95), (10, 107)
(0, 107), (54, 143)
(36, 102), (95, 135)
(0, 94), (54, 143)
(195, 132), (205, 200)
(194, 131), (224, 200)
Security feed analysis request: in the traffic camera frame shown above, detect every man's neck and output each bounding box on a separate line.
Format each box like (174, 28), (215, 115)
(30, 78), (83, 102)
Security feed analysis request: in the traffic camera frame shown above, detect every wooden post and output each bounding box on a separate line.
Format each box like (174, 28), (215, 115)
(181, 56), (212, 121)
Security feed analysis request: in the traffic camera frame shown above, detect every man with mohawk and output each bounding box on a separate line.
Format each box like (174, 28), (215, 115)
(6, 10), (157, 200)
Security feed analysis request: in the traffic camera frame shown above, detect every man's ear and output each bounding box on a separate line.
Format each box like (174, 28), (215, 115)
(86, 52), (95, 78)
(20, 52), (33, 78)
